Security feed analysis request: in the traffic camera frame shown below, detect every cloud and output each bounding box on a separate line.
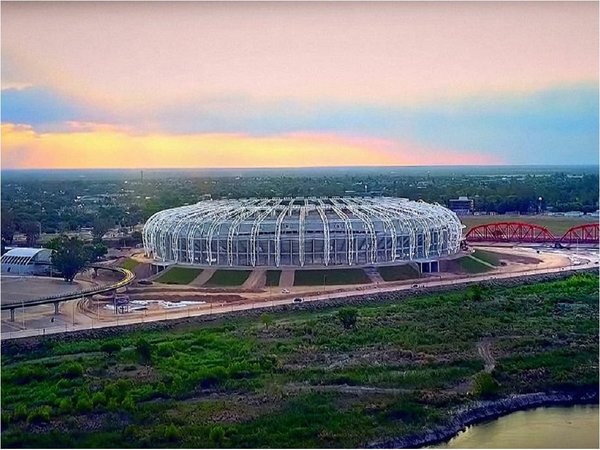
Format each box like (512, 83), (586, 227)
(1, 124), (500, 169)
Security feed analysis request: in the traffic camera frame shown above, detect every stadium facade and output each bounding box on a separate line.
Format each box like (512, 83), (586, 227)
(142, 197), (463, 268)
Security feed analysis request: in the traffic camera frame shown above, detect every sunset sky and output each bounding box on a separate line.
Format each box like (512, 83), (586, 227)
(2, 1), (598, 169)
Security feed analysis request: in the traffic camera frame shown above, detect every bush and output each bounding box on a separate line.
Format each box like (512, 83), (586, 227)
(101, 342), (122, 356)
(473, 372), (500, 398)
(136, 338), (153, 363)
(58, 398), (72, 414)
(62, 362), (84, 379)
(12, 365), (48, 385)
(13, 403), (28, 421)
(27, 406), (51, 424)
(338, 307), (359, 329)
(209, 425), (225, 446)
(164, 424), (181, 442)
(76, 395), (93, 413)
(121, 395), (136, 412)
(92, 391), (107, 408)
(260, 313), (274, 330)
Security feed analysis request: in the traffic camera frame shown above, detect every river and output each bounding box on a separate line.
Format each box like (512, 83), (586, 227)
(433, 405), (599, 448)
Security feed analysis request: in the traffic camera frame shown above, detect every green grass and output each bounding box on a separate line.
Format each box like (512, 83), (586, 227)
(471, 250), (501, 267)
(377, 264), (420, 282)
(155, 267), (203, 285)
(1, 273), (597, 448)
(294, 268), (371, 286)
(265, 270), (281, 287)
(119, 258), (140, 271)
(205, 270), (251, 287)
(456, 256), (493, 274)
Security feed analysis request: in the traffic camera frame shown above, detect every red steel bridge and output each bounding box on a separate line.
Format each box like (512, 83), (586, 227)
(465, 222), (599, 245)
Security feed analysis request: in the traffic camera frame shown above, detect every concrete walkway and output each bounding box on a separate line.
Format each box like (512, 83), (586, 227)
(242, 269), (266, 289)
(189, 268), (216, 287)
(279, 269), (295, 287)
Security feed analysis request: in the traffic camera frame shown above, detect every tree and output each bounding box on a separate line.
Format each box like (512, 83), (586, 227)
(1, 208), (16, 244)
(472, 372), (500, 398)
(338, 307), (358, 330)
(85, 241), (108, 262)
(20, 221), (40, 246)
(46, 236), (91, 282)
(92, 216), (112, 240)
(260, 313), (274, 330)
(136, 338), (153, 364)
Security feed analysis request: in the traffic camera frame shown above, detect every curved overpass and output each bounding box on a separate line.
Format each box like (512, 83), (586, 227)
(1, 265), (135, 320)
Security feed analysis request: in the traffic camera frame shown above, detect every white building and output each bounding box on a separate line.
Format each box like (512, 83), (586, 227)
(1, 247), (53, 276)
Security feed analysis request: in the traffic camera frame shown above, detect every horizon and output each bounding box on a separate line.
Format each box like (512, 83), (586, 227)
(2, 2), (599, 169)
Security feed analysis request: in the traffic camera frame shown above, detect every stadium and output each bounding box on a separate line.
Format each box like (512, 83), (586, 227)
(142, 197), (463, 268)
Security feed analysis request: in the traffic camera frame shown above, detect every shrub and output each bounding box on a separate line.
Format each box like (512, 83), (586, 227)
(27, 406), (51, 424)
(338, 307), (359, 329)
(157, 343), (175, 357)
(209, 425), (225, 446)
(13, 365), (48, 385)
(136, 338), (153, 363)
(13, 403), (28, 421)
(473, 372), (500, 398)
(62, 362), (84, 379)
(121, 395), (136, 412)
(164, 424), (181, 442)
(260, 313), (274, 330)
(91, 391), (107, 408)
(76, 395), (93, 413)
(58, 398), (72, 414)
(100, 342), (122, 356)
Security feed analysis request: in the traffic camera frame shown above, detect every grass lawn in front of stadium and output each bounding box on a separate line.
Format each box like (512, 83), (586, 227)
(155, 267), (203, 284)
(377, 264), (420, 282)
(120, 258), (140, 271)
(471, 249), (501, 267)
(456, 256), (493, 274)
(265, 270), (281, 287)
(294, 268), (371, 286)
(205, 270), (252, 287)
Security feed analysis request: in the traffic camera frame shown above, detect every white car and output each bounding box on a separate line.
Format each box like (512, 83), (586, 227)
(281, 289), (290, 293)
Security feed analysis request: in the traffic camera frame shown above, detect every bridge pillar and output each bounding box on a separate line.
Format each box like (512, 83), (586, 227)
(54, 302), (60, 315)
(10, 308), (15, 322)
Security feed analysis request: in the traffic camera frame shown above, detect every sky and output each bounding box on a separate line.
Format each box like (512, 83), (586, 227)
(1, 1), (598, 169)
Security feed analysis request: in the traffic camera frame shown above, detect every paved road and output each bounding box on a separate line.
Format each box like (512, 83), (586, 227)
(2, 250), (597, 340)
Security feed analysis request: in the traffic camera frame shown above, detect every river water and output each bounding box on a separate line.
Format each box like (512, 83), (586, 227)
(433, 405), (599, 449)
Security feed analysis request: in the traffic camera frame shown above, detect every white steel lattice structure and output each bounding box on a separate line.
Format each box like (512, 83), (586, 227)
(143, 197), (463, 267)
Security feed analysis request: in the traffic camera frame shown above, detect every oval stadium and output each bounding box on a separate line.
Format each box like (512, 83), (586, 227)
(142, 197), (463, 268)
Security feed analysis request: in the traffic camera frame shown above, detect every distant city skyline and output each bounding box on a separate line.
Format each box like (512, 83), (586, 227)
(2, 1), (598, 169)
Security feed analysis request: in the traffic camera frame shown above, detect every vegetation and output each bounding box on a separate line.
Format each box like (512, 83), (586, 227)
(471, 250), (501, 266)
(294, 268), (371, 286)
(338, 307), (359, 329)
(205, 270), (252, 287)
(155, 267), (203, 285)
(2, 168), (597, 250)
(120, 258), (140, 271)
(265, 270), (282, 287)
(45, 236), (107, 282)
(377, 264), (420, 281)
(456, 255), (493, 274)
(1, 273), (597, 448)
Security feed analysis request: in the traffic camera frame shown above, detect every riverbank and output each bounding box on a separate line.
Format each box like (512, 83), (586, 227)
(370, 388), (599, 448)
(2, 273), (597, 448)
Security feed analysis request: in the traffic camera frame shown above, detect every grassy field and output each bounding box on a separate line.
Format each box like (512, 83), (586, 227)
(471, 250), (501, 267)
(119, 258), (140, 271)
(455, 256), (494, 274)
(1, 273), (597, 448)
(460, 215), (597, 236)
(155, 267), (203, 285)
(294, 268), (371, 286)
(377, 264), (420, 281)
(205, 270), (251, 287)
(265, 270), (281, 287)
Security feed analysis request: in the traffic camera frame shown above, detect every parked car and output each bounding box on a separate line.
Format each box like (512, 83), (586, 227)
(293, 297), (303, 303)
(281, 289), (290, 293)
(138, 280), (153, 285)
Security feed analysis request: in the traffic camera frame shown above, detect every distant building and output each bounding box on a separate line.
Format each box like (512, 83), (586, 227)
(448, 196), (474, 216)
(1, 247), (53, 276)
